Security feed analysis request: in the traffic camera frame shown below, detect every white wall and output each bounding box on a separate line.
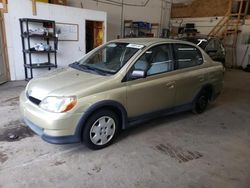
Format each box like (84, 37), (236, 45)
(4, 0), (107, 80)
(236, 21), (250, 68)
(68, 0), (121, 40)
(67, 0), (172, 40)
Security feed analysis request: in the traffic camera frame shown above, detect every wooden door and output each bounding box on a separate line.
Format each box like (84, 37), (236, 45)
(93, 21), (104, 48)
(0, 11), (8, 84)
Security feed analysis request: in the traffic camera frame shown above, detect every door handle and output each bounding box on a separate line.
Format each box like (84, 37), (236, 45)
(166, 81), (175, 89)
(198, 76), (205, 82)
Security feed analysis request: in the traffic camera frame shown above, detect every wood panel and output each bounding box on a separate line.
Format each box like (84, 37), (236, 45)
(171, 0), (230, 18)
(0, 11), (10, 82)
(0, 0), (8, 13)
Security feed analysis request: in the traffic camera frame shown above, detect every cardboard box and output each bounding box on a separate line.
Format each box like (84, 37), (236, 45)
(50, 0), (67, 5)
(37, 0), (49, 3)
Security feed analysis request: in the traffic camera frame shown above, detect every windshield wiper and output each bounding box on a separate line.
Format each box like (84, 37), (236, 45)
(69, 61), (83, 70)
(69, 62), (96, 73)
(69, 62), (112, 76)
(78, 64), (110, 76)
(69, 61), (78, 68)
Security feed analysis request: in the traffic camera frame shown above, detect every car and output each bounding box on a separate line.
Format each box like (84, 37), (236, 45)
(180, 36), (225, 65)
(20, 38), (224, 150)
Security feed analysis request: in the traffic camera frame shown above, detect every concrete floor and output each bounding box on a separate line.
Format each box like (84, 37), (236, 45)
(0, 70), (249, 188)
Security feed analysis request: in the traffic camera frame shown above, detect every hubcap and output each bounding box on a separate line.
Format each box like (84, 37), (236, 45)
(90, 116), (116, 146)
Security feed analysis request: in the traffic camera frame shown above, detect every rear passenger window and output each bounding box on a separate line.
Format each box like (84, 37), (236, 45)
(174, 44), (203, 69)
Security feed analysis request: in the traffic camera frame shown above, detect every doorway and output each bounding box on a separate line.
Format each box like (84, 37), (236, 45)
(0, 12), (9, 84)
(86, 20), (104, 53)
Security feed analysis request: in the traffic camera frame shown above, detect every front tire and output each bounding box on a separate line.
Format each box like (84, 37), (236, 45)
(83, 109), (119, 150)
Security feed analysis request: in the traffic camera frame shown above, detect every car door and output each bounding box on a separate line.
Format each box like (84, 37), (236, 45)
(125, 44), (177, 118)
(173, 43), (207, 106)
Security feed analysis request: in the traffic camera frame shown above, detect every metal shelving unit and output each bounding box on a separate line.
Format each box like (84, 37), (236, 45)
(123, 20), (160, 38)
(20, 18), (58, 80)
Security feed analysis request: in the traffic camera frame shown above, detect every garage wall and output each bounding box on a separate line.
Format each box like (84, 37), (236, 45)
(236, 21), (250, 68)
(171, 17), (223, 35)
(3, 0), (107, 80)
(67, 0), (175, 40)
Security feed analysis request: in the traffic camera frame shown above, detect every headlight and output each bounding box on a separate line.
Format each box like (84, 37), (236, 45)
(39, 96), (77, 113)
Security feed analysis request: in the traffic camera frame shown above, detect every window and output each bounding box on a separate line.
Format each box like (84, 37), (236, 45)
(174, 44), (203, 69)
(132, 44), (174, 76)
(205, 39), (220, 52)
(205, 39), (216, 51)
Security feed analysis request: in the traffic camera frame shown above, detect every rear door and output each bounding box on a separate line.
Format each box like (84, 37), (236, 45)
(173, 43), (207, 106)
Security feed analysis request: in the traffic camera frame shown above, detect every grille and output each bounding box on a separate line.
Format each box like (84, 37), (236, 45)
(27, 93), (41, 105)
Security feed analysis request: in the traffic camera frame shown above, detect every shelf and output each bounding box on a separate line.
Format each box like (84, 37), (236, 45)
(20, 18), (57, 80)
(123, 20), (160, 38)
(19, 18), (55, 23)
(151, 23), (160, 28)
(124, 20), (133, 24)
(23, 49), (57, 53)
(22, 33), (57, 39)
(24, 62), (57, 69)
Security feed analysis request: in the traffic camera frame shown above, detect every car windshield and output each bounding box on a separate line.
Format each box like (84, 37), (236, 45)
(70, 42), (143, 75)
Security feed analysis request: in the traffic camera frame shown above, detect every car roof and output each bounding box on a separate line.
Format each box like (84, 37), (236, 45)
(180, 35), (221, 41)
(110, 38), (193, 47)
(181, 35), (208, 40)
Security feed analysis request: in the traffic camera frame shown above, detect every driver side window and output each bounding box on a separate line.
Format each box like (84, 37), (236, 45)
(132, 44), (174, 77)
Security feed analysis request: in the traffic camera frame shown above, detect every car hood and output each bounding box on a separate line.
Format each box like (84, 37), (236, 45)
(26, 67), (112, 100)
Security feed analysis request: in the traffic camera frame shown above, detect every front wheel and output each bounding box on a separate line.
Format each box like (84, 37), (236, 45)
(192, 91), (209, 114)
(82, 109), (119, 150)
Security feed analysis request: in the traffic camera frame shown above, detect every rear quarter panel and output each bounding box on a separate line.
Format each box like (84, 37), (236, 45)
(198, 50), (224, 99)
(173, 65), (209, 106)
(206, 62), (224, 97)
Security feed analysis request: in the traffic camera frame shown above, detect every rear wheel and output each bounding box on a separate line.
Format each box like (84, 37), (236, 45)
(193, 91), (209, 114)
(83, 109), (119, 150)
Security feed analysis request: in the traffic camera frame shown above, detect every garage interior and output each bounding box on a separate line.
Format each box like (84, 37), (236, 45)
(0, 0), (250, 187)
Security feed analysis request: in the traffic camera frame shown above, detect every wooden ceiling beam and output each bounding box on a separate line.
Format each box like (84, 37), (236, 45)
(2, 0), (8, 13)
(32, 0), (37, 16)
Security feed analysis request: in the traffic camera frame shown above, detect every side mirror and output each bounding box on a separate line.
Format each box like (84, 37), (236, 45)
(131, 70), (146, 79)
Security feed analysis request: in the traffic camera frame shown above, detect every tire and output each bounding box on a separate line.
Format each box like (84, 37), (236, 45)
(192, 91), (209, 114)
(82, 109), (120, 150)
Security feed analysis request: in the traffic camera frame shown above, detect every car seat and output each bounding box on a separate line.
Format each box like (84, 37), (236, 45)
(147, 50), (173, 75)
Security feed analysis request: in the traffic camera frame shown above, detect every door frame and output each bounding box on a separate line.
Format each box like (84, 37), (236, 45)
(0, 10), (10, 82)
(85, 19), (105, 53)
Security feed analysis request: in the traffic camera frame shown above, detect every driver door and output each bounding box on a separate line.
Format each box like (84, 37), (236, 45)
(125, 44), (177, 118)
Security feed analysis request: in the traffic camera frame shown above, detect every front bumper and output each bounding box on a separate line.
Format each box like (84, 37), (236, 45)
(23, 118), (80, 144)
(20, 91), (82, 144)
